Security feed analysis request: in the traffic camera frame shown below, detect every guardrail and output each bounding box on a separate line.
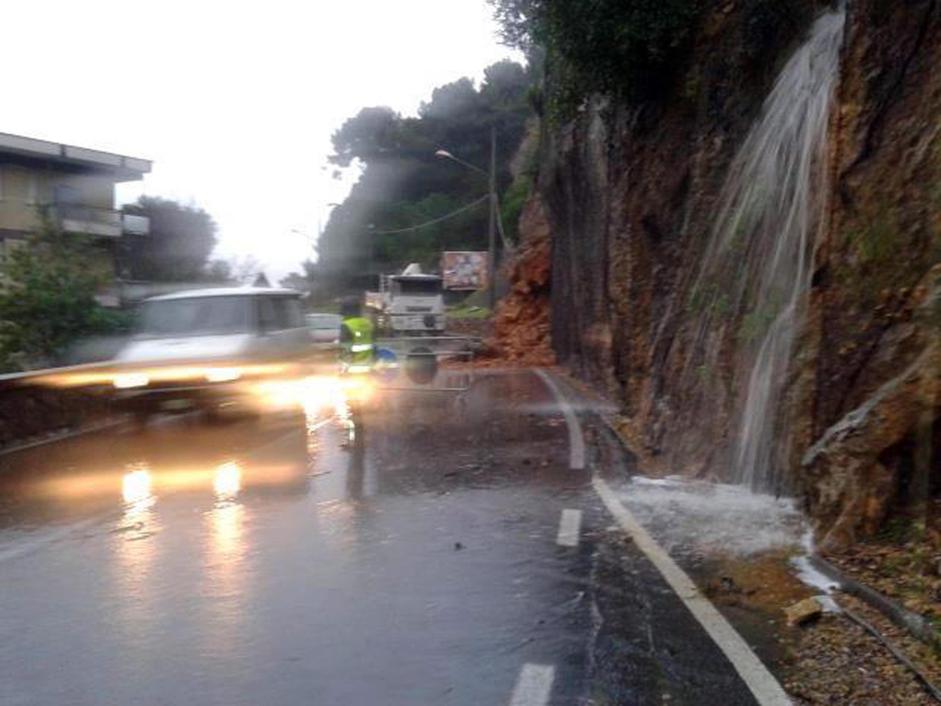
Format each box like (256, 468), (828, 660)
(0, 361), (119, 454)
(0, 339), (480, 451)
(0, 360), (116, 388)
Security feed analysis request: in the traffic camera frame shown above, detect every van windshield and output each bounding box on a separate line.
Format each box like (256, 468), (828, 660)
(138, 296), (252, 337)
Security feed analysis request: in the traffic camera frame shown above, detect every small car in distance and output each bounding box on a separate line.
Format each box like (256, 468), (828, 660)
(306, 313), (342, 344)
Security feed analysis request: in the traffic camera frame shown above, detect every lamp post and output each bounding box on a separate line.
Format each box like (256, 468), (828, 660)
(435, 125), (498, 311)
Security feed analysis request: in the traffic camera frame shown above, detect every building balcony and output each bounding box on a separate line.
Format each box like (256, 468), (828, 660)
(121, 213), (150, 235)
(50, 204), (149, 237)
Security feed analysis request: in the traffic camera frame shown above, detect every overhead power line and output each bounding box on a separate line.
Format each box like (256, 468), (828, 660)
(370, 195), (489, 235)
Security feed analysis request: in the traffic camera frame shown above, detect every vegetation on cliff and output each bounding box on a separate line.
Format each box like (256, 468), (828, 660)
(490, 0), (823, 118)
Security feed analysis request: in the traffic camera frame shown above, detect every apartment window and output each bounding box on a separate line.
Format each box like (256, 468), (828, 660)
(54, 183), (80, 205)
(0, 167), (37, 204)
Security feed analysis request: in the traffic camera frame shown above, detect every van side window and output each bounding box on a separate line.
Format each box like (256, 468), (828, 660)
(284, 298), (303, 328)
(259, 297), (279, 332)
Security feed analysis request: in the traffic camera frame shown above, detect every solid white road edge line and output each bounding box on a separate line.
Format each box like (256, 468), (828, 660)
(556, 508), (582, 548)
(509, 663), (556, 706)
(534, 369), (585, 470)
(592, 476), (792, 705)
(537, 368), (792, 706)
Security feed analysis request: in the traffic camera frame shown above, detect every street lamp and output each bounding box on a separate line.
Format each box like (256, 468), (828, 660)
(435, 126), (498, 311)
(434, 149), (489, 178)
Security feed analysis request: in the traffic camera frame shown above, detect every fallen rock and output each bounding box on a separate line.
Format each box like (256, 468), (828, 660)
(786, 596), (824, 626)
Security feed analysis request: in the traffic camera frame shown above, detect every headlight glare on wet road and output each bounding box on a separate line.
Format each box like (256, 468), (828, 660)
(113, 372), (150, 389)
(213, 462), (242, 499)
(205, 367), (242, 383)
(340, 375), (374, 402)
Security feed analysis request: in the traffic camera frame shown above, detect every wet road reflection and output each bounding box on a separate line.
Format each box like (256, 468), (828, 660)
(0, 371), (615, 706)
(113, 463), (160, 642)
(203, 462), (248, 664)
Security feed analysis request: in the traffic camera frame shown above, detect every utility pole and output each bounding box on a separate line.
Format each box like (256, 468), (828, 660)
(488, 124), (497, 312)
(434, 132), (500, 309)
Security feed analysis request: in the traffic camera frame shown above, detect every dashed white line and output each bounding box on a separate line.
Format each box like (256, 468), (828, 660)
(534, 370), (585, 470)
(509, 663), (555, 706)
(555, 508), (582, 548)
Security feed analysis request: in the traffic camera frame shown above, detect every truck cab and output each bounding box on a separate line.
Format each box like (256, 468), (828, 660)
(370, 264), (445, 335)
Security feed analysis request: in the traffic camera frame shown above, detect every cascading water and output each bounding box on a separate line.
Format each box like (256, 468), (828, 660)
(687, 8), (846, 493)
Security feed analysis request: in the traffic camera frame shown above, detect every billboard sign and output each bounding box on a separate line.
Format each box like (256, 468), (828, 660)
(441, 251), (488, 291)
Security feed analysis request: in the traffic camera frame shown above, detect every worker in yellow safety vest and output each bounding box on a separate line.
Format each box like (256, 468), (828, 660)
(339, 297), (375, 373)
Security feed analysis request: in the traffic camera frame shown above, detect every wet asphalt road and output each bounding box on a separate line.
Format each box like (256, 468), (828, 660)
(0, 370), (759, 705)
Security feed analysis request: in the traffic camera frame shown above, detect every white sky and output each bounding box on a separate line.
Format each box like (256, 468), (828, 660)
(2, 0), (519, 281)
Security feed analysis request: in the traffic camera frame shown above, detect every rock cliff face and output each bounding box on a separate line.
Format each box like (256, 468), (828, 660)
(491, 197), (555, 367)
(800, 0), (941, 546)
(523, 0), (940, 544)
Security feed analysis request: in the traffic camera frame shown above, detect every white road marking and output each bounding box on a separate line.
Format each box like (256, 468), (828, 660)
(0, 516), (103, 565)
(534, 370), (585, 470)
(535, 368), (791, 706)
(555, 508), (582, 547)
(509, 663), (555, 706)
(593, 476), (792, 706)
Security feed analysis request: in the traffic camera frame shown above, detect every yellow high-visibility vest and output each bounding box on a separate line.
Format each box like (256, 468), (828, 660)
(341, 316), (375, 366)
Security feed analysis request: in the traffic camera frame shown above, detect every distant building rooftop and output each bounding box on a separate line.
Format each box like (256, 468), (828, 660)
(147, 287), (301, 301)
(0, 131), (151, 182)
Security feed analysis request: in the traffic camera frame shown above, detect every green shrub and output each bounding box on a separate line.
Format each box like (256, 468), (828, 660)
(500, 175), (533, 243)
(492, 0), (704, 114)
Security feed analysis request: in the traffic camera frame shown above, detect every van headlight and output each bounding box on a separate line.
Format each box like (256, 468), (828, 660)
(205, 367), (242, 383)
(113, 372), (149, 389)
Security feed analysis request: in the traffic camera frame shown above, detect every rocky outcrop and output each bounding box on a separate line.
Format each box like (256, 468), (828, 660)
(535, 0), (941, 542)
(491, 196), (555, 367)
(795, 0), (941, 542)
(540, 3), (827, 476)
(802, 271), (940, 550)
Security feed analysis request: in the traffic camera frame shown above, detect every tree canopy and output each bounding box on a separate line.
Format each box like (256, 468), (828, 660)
(314, 59), (534, 294)
(120, 196), (220, 282)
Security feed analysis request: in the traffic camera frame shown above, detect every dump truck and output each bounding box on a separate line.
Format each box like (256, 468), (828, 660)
(366, 263), (445, 335)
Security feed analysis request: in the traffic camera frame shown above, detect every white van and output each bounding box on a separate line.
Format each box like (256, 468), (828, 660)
(112, 287), (316, 421)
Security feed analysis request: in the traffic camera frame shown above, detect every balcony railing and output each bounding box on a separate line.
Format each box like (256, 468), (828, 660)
(49, 204), (149, 237)
(121, 214), (150, 235)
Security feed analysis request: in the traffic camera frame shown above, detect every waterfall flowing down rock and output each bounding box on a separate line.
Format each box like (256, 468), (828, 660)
(688, 8), (846, 493)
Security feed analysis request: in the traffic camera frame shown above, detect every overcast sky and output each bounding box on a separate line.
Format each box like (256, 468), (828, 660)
(2, 0), (519, 281)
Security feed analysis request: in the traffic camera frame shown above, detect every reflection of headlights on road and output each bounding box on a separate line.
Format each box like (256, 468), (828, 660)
(113, 372), (149, 389)
(341, 375), (374, 402)
(213, 461), (242, 499)
(122, 468), (152, 504)
(205, 367), (242, 383)
(254, 379), (301, 409)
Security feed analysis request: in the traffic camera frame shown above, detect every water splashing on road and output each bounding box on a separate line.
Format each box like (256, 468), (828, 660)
(688, 8), (846, 493)
(621, 476), (807, 559)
